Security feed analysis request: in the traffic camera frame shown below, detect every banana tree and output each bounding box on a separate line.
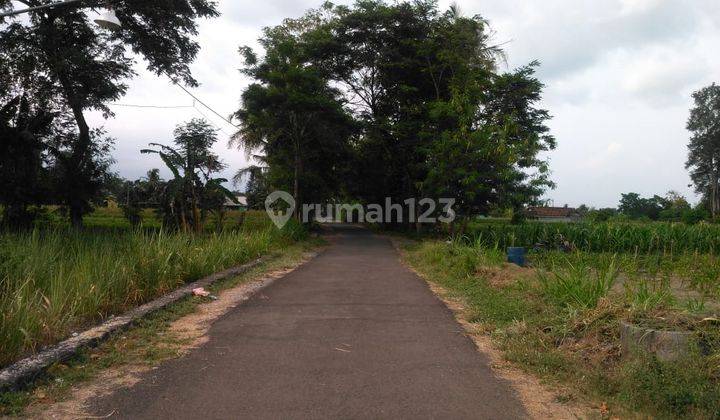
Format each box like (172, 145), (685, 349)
(141, 118), (230, 233)
(141, 143), (193, 231)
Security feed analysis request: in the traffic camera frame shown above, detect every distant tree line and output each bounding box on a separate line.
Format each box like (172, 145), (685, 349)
(579, 82), (720, 225)
(577, 190), (708, 224)
(547, 79), (720, 227)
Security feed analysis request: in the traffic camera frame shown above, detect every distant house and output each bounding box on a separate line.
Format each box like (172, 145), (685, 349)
(225, 194), (248, 211)
(526, 205), (582, 223)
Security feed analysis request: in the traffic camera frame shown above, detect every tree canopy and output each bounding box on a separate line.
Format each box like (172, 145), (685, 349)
(0, 0), (218, 227)
(686, 83), (720, 219)
(232, 0), (555, 228)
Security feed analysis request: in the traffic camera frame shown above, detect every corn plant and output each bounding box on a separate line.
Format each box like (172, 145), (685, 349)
(467, 221), (720, 254)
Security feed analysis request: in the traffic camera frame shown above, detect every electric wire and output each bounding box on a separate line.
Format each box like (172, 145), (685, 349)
(192, 102), (234, 138)
(175, 84), (239, 128)
(109, 103), (194, 109)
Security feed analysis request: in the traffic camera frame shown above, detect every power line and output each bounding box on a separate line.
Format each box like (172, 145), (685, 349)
(175, 83), (239, 128)
(107, 77), (240, 133)
(192, 102), (234, 138)
(109, 102), (194, 109)
(108, 99), (236, 137)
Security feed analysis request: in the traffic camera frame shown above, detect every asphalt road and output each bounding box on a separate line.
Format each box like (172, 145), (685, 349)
(90, 225), (527, 419)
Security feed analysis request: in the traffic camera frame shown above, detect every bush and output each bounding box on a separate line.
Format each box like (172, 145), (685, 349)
(681, 207), (707, 225)
(120, 204), (142, 227)
(538, 256), (618, 308)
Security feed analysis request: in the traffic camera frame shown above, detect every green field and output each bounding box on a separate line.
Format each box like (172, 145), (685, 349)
(29, 206), (257, 232)
(0, 210), (304, 367)
(466, 220), (720, 254)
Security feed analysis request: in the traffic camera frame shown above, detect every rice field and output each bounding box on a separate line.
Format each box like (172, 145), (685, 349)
(0, 211), (305, 367)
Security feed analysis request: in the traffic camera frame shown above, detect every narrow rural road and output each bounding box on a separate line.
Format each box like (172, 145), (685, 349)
(90, 225), (527, 419)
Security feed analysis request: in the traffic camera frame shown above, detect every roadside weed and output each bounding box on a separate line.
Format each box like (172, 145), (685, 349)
(538, 256), (619, 309)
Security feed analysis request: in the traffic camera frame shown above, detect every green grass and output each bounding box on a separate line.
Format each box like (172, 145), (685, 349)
(0, 211), (305, 367)
(33, 206), (253, 231)
(536, 254), (620, 309)
(402, 240), (720, 418)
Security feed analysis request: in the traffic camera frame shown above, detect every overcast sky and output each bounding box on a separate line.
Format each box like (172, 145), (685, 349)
(87, 0), (720, 208)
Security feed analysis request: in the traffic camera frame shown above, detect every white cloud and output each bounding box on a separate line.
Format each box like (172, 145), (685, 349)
(90, 0), (720, 207)
(446, 0), (720, 206)
(620, 46), (708, 107)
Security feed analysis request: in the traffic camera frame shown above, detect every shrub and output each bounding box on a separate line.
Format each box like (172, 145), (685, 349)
(537, 256), (619, 308)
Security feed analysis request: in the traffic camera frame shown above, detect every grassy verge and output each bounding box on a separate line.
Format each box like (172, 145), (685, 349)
(0, 240), (320, 416)
(0, 211), (305, 367)
(401, 239), (720, 419)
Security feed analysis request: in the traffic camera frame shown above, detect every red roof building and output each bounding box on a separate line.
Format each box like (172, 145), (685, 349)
(525, 206), (581, 222)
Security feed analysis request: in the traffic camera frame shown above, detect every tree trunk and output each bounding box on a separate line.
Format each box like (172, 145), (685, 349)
(54, 55), (91, 229)
(712, 181), (717, 220)
(66, 101), (91, 230)
(179, 201), (189, 233)
(713, 158), (719, 220)
(293, 143), (302, 222)
(190, 183), (201, 233)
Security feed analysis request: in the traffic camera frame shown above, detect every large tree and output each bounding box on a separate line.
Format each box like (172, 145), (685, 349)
(618, 192), (668, 220)
(422, 10), (554, 228)
(0, 95), (54, 228)
(686, 83), (720, 219)
(231, 1), (555, 228)
(317, 0), (440, 210)
(231, 12), (354, 217)
(0, 0), (219, 227)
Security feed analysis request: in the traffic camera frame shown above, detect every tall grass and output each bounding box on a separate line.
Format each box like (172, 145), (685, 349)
(538, 256), (619, 309)
(0, 218), (304, 367)
(468, 221), (720, 254)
